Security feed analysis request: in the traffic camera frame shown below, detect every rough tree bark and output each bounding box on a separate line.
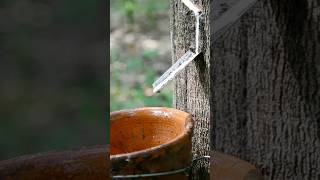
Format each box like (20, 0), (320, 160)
(170, 0), (211, 179)
(172, 0), (320, 179)
(211, 0), (320, 179)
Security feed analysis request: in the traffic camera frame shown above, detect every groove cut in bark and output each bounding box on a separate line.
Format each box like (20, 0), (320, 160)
(170, 0), (211, 179)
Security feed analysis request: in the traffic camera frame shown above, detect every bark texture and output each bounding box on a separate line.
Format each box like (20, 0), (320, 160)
(170, 0), (211, 179)
(211, 0), (320, 179)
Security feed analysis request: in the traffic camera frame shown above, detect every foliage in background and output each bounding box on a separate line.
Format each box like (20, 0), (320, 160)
(111, 49), (172, 111)
(110, 0), (169, 25)
(110, 0), (172, 111)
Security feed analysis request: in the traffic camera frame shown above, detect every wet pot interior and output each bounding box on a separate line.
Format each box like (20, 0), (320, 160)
(110, 107), (190, 155)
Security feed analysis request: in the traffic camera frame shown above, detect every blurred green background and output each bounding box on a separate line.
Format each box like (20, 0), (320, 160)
(0, 0), (106, 160)
(110, 0), (173, 112)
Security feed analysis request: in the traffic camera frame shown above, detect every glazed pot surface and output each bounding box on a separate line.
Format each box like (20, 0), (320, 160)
(110, 107), (193, 180)
(110, 107), (188, 155)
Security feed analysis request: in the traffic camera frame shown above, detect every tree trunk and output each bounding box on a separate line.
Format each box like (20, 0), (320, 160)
(170, 0), (211, 179)
(211, 0), (320, 179)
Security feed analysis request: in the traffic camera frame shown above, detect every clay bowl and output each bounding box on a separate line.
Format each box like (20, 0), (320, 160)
(0, 145), (110, 180)
(110, 107), (193, 180)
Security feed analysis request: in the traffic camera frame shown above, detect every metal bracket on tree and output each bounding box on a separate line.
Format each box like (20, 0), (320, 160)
(152, 0), (202, 93)
(153, 0), (258, 93)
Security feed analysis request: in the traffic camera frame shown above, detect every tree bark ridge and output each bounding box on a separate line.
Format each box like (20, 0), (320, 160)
(211, 0), (320, 179)
(170, 0), (211, 179)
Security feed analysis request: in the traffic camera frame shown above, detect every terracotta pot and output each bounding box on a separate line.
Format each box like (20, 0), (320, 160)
(110, 107), (193, 180)
(0, 145), (110, 180)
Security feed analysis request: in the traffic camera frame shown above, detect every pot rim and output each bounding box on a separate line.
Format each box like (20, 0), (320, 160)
(110, 107), (193, 161)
